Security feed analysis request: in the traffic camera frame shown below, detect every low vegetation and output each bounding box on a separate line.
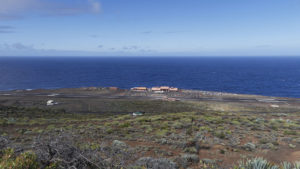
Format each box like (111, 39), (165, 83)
(235, 158), (300, 169)
(0, 98), (299, 168)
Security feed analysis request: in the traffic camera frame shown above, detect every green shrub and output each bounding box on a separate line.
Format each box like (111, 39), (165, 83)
(110, 121), (119, 126)
(149, 116), (163, 122)
(155, 129), (169, 137)
(199, 126), (212, 132)
(214, 130), (226, 139)
(80, 142), (100, 150)
(180, 117), (192, 124)
(235, 157), (300, 169)
(204, 116), (223, 124)
(235, 158), (277, 169)
(137, 117), (151, 123)
(184, 147), (198, 154)
(119, 122), (131, 128)
(106, 127), (114, 134)
(46, 124), (56, 131)
(186, 127), (193, 136)
(172, 121), (184, 129)
(0, 119), (7, 126)
(283, 130), (297, 135)
(140, 125), (153, 133)
(160, 121), (169, 130)
(231, 120), (241, 125)
(281, 161), (300, 169)
(0, 148), (39, 169)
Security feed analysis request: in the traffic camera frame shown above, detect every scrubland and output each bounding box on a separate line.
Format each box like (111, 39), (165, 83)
(0, 89), (300, 168)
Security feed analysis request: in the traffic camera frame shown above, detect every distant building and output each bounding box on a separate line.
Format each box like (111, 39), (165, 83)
(151, 87), (161, 91)
(132, 86), (179, 92)
(131, 87), (147, 91)
(151, 86), (179, 92)
(160, 86), (170, 92)
(169, 87), (179, 92)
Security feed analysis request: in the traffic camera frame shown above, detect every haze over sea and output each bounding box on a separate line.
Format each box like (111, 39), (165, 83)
(1, 57), (300, 98)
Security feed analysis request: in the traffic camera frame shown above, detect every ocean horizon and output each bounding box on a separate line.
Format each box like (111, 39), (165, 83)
(1, 56), (300, 98)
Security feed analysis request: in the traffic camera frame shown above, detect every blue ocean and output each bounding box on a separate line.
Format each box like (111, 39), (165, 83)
(1, 57), (300, 98)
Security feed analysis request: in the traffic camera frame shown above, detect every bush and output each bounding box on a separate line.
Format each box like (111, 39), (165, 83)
(235, 158), (300, 169)
(155, 129), (169, 137)
(214, 131), (226, 139)
(281, 161), (300, 169)
(236, 158), (276, 169)
(283, 130), (297, 135)
(0, 136), (9, 150)
(184, 147), (198, 154)
(119, 122), (131, 128)
(172, 121), (184, 129)
(0, 148), (39, 169)
(133, 157), (178, 169)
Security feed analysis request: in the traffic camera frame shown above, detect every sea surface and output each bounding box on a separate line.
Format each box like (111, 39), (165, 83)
(1, 57), (300, 98)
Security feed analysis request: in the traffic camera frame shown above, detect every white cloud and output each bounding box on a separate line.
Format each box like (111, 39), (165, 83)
(89, 0), (101, 13)
(0, 42), (156, 57)
(0, 25), (15, 33)
(0, 42), (34, 50)
(0, 0), (37, 13)
(0, 0), (101, 20)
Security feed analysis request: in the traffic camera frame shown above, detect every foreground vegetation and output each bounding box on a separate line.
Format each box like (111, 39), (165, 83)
(0, 100), (299, 168)
(1, 149), (300, 169)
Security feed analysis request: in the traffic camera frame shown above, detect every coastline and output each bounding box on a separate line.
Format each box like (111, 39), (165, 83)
(1, 86), (300, 114)
(0, 86), (296, 99)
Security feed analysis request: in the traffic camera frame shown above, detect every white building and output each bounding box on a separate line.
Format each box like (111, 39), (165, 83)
(47, 100), (55, 106)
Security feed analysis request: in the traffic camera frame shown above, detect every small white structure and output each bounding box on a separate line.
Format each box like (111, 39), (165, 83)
(132, 112), (144, 116)
(151, 86), (179, 93)
(270, 104), (279, 108)
(47, 93), (59, 97)
(47, 100), (56, 106)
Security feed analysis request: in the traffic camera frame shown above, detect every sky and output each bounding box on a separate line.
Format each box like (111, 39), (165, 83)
(0, 0), (300, 57)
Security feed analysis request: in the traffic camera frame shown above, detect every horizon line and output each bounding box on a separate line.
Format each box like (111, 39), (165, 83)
(1, 55), (300, 58)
